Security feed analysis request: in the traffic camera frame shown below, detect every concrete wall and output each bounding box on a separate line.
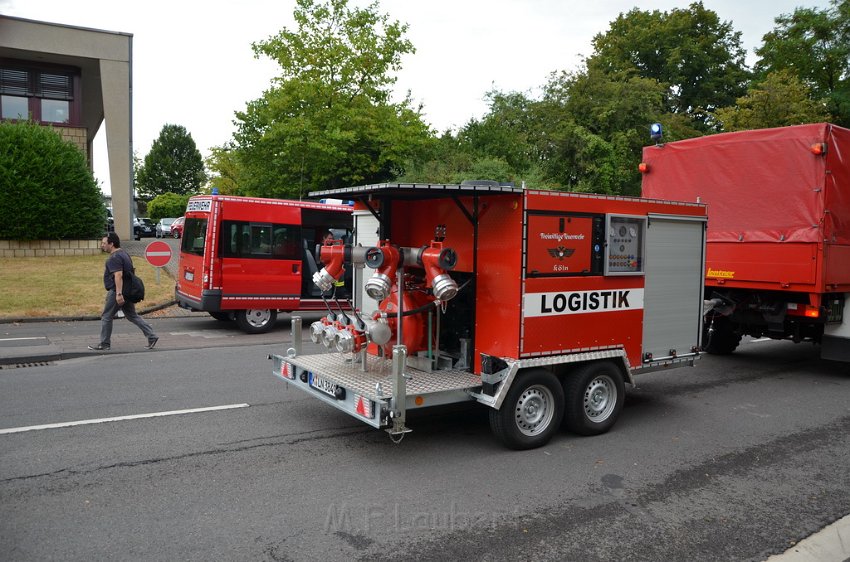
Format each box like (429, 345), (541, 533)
(0, 240), (101, 257)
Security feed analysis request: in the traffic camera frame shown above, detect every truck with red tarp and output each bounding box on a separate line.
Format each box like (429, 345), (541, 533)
(641, 123), (850, 362)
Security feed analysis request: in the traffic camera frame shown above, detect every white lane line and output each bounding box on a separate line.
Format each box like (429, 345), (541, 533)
(0, 403), (249, 435)
(0, 337), (46, 342)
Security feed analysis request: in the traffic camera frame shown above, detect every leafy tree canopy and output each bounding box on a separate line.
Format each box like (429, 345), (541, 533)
(232, 0), (432, 198)
(136, 124), (207, 198)
(0, 120), (104, 240)
(587, 2), (750, 128)
(755, 0), (850, 126)
(714, 70), (829, 131)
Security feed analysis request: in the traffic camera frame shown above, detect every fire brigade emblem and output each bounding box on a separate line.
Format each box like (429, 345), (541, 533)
(548, 246), (575, 260)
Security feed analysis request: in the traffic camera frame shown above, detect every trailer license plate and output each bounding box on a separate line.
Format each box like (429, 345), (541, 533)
(309, 372), (338, 398)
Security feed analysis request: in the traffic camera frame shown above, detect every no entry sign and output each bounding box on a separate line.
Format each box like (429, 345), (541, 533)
(145, 240), (172, 267)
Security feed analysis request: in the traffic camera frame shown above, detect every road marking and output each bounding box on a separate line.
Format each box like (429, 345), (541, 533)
(0, 337), (45, 342)
(0, 403), (249, 435)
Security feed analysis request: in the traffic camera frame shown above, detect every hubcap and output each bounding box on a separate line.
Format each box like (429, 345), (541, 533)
(514, 385), (555, 436)
(584, 375), (616, 421)
(245, 309), (272, 328)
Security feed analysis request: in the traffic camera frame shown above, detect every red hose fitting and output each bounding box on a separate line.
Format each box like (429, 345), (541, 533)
(313, 243), (346, 291)
(420, 242), (458, 301)
(364, 241), (400, 301)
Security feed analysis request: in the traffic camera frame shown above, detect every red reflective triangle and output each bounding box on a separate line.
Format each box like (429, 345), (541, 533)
(356, 397), (366, 416)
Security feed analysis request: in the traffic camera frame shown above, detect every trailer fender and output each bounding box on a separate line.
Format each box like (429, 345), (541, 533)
(469, 349), (633, 410)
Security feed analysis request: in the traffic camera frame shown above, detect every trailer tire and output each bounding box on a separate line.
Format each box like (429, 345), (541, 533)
(563, 361), (625, 436)
(209, 312), (232, 322)
(489, 369), (564, 450)
(702, 316), (741, 355)
(235, 309), (277, 334)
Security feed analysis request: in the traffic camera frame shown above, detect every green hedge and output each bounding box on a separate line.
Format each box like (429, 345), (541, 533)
(0, 121), (105, 240)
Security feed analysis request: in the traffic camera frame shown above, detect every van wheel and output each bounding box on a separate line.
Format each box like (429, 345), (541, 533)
(235, 309), (277, 334)
(563, 361), (625, 436)
(209, 312), (232, 322)
(489, 369), (564, 450)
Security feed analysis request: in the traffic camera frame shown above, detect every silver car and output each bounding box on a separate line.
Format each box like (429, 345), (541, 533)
(156, 217), (177, 238)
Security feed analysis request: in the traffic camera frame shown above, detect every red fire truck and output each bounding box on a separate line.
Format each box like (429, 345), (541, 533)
(270, 182), (707, 449)
(641, 123), (850, 362)
(175, 194), (353, 333)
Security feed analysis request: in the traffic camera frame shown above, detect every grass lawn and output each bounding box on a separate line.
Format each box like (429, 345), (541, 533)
(0, 254), (176, 319)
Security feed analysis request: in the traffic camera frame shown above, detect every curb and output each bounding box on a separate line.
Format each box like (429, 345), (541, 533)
(0, 300), (179, 325)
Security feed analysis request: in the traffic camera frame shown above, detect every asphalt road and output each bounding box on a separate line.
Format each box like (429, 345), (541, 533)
(1, 326), (848, 561)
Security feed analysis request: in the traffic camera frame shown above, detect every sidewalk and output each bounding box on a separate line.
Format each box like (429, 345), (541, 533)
(2, 238), (238, 365)
(0, 304), (212, 365)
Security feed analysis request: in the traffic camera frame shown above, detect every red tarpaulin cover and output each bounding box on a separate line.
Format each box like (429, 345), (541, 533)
(641, 123), (850, 246)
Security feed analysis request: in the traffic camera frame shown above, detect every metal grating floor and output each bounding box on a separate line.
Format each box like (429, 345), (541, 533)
(288, 352), (481, 400)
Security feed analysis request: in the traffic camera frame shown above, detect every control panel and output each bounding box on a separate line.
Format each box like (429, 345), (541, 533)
(605, 215), (646, 275)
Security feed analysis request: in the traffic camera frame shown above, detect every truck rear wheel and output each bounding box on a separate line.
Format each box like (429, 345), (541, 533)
(489, 369), (564, 450)
(235, 309), (277, 334)
(563, 361), (625, 436)
(702, 316), (741, 355)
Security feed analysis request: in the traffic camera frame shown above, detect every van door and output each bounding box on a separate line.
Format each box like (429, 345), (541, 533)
(219, 221), (302, 311)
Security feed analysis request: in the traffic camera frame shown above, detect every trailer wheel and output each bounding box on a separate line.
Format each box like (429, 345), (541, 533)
(563, 361), (625, 436)
(489, 369), (564, 450)
(702, 316), (741, 355)
(235, 309), (277, 334)
(209, 312), (232, 322)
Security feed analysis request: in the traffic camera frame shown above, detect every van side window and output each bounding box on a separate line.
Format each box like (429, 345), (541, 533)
(272, 225), (300, 259)
(220, 220), (300, 259)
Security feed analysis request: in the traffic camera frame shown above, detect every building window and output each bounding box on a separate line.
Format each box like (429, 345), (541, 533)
(41, 99), (70, 123)
(1, 94), (28, 120)
(0, 63), (79, 125)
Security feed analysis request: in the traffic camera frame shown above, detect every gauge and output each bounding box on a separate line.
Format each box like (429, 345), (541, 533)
(609, 227), (617, 237)
(619, 225), (627, 237)
(629, 226), (637, 237)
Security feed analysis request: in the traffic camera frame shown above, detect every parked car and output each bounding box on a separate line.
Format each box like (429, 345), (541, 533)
(171, 216), (185, 239)
(135, 217), (156, 238)
(156, 217), (177, 238)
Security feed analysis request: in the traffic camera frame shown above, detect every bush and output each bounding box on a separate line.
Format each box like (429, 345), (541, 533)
(0, 121), (105, 240)
(147, 192), (190, 222)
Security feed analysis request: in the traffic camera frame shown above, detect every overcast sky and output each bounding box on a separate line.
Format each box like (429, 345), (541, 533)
(2, 0), (828, 195)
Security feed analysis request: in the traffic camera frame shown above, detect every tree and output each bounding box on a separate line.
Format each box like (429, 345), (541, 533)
(587, 2), (750, 128)
(530, 69), (700, 195)
(457, 90), (541, 174)
(136, 124), (207, 198)
(755, 0), (850, 126)
(232, 0), (432, 198)
(714, 70), (829, 131)
(206, 144), (246, 196)
(0, 120), (104, 240)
